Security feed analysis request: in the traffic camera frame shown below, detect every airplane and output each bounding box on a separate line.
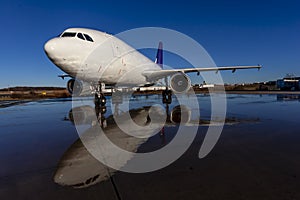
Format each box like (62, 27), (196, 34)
(44, 28), (261, 106)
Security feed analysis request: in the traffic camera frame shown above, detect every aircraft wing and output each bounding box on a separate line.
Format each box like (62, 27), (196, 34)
(142, 65), (261, 82)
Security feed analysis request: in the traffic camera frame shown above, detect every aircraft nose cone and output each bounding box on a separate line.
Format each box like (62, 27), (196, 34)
(44, 39), (57, 58)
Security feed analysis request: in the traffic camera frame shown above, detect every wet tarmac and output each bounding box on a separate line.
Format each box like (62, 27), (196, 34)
(0, 94), (300, 200)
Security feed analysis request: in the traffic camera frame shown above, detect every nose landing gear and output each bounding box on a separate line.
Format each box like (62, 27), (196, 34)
(94, 83), (107, 107)
(94, 93), (106, 106)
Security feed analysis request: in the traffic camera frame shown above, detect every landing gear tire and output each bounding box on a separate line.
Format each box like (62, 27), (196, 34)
(100, 95), (106, 106)
(162, 90), (172, 104)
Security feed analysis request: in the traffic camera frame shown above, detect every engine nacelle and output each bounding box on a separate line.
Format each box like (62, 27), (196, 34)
(170, 73), (191, 93)
(67, 78), (83, 96)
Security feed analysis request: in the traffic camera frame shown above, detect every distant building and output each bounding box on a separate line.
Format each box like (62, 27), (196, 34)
(199, 81), (215, 89)
(277, 75), (300, 90)
(199, 84), (215, 89)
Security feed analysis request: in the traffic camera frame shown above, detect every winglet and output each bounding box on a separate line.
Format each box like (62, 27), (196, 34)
(155, 41), (163, 68)
(258, 64), (262, 71)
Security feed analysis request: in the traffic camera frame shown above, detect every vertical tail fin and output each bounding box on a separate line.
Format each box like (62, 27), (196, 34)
(155, 41), (163, 68)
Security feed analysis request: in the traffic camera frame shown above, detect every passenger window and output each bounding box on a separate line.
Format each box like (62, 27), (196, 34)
(61, 32), (76, 37)
(84, 34), (94, 42)
(77, 33), (85, 40)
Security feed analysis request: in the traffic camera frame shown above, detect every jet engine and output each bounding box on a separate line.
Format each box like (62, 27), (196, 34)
(67, 78), (83, 96)
(170, 73), (191, 93)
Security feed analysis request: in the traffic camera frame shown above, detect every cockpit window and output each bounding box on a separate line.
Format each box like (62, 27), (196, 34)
(77, 33), (85, 40)
(60, 31), (94, 42)
(61, 32), (76, 37)
(84, 34), (94, 42)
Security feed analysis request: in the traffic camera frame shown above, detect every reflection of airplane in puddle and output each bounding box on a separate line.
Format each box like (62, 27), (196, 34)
(54, 101), (260, 189)
(54, 103), (193, 188)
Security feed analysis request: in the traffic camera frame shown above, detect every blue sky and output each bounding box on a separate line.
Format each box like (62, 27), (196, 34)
(0, 0), (299, 88)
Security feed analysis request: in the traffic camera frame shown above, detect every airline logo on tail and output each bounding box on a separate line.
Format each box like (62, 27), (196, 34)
(155, 41), (163, 68)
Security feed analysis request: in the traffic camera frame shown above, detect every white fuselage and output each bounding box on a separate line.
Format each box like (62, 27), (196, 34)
(44, 28), (161, 86)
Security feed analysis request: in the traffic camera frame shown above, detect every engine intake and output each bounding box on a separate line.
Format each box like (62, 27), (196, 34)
(67, 78), (83, 96)
(170, 73), (191, 93)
